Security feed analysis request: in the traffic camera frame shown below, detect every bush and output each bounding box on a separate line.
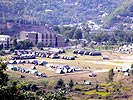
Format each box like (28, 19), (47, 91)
(68, 79), (74, 89)
(41, 80), (48, 88)
(30, 84), (38, 92)
(55, 79), (65, 89)
(26, 83), (32, 90)
(75, 88), (81, 91)
(108, 68), (114, 83)
(36, 90), (43, 96)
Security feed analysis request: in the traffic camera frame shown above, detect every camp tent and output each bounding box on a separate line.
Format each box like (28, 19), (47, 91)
(11, 66), (18, 71)
(102, 55), (109, 60)
(56, 69), (64, 74)
(89, 51), (102, 56)
(30, 70), (38, 75)
(7, 64), (14, 70)
(9, 60), (17, 64)
(39, 61), (48, 66)
(74, 67), (82, 71)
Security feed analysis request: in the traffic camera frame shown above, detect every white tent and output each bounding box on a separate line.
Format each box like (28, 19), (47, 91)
(7, 64), (14, 70)
(56, 69), (64, 74)
(30, 70), (38, 74)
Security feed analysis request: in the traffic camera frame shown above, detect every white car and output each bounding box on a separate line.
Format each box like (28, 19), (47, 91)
(89, 72), (97, 77)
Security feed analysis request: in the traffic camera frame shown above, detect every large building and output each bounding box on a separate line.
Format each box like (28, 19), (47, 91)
(0, 35), (10, 48)
(20, 31), (65, 47)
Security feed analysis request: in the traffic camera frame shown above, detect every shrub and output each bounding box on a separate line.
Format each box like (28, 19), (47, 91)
(26, 83), (32, 90)
(68, 79), (74, 89)
(36, 90), (43, 96)
(30, 84), (38, 92)
(75, 88), (81, 91)
(108, 68), (114, 83)
(55, 79), (65, 89)
(41, 80), (48, 88)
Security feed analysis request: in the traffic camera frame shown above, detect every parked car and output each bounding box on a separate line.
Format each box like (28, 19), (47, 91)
(89, 72), (97, 77)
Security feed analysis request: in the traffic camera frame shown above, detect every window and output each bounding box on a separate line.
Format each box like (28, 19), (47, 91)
(46, 34), (48, 39)
(42, 34), (44, 42)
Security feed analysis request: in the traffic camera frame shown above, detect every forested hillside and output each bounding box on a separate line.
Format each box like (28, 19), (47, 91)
(105, 0), (133, 30)
(0, 0), (124, 25)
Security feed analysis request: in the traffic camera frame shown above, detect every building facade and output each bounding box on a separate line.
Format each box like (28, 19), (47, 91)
(0, 35), (10, 48)
(20, 31), (65, 47)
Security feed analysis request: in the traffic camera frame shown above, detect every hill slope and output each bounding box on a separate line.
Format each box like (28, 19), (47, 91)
(104, 0), (133, 30)
(0, 0), (124, 25)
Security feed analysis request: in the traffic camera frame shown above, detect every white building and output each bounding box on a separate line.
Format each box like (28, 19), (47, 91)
(0, 35), (10, 48)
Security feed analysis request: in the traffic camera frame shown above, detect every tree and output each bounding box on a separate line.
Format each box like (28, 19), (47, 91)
(43, 90), (67, 100)
(68, 79), (74, 89)
(0, 60), (39, 99)
(17, 40), (33, 49)
(12, 38), (17, 49)
(0, 61), (8, 88)
(108, 68), (114, 83)
(73, 28), (82, 40)
(95, 84), (99, 92)
(36, 90), (43, 96)
(0, 44), (3, 51)
(36, 42), (44, 49)
(130, 64), (133, 76)
(55, 79), (65, 89)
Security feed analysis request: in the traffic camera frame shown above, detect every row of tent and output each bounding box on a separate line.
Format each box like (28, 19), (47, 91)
(10, 54), (36, 60)
(6, 60), (48, 66)
(46, 64), (82, 74)
(49, 48), (65, 54)
(73, 49), (102, 56)
(13, 48), (65, 58)
(56, 66), (82, 74)
(7, 64), (47, 77)
(60, 56), (76, 60)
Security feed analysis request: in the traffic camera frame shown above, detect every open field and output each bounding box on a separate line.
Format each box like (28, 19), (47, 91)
(5, 50), (133, 82)
(2, 49), (133, 99)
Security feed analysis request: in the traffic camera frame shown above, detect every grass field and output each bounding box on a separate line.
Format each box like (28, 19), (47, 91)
(4, 49), (133, 99)
(5, 49), (133, 83)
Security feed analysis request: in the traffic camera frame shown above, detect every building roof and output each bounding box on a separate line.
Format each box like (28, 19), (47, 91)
(0, 35), (10, 38)
(21, 31), (38, 34)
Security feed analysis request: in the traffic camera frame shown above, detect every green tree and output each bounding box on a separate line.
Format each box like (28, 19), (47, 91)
(43, 90), (67, 100)
(55, 79), (65, 89)
(17, 40), (33, 49)
(12, 38), (17, 49)
(95, 84), (99, 92)
(0, 44), (3, 51)
(36, 90), (43, 96)
(73, 28), (82, 40)
(36, 42), (44, 49)
(0, 61), (8, 88)
(108, 68), (114, 83)
(0, 60), (38, 99)
(130, 64), (133, 76)
(68, 79), (74, 89)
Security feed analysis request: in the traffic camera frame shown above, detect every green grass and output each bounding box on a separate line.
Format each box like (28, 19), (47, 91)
(83, 90), (110, 97)
(122, 86), (130, 91)
(99, 83), (111, 87)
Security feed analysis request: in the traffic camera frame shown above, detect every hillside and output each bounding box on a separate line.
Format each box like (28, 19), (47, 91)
(0, 0), (124, 25)
(104, 0), (133, 30)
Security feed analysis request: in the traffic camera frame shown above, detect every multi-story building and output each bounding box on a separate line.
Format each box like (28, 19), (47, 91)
(0, 35), (10, 48)
(20, 31), (65, 47)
